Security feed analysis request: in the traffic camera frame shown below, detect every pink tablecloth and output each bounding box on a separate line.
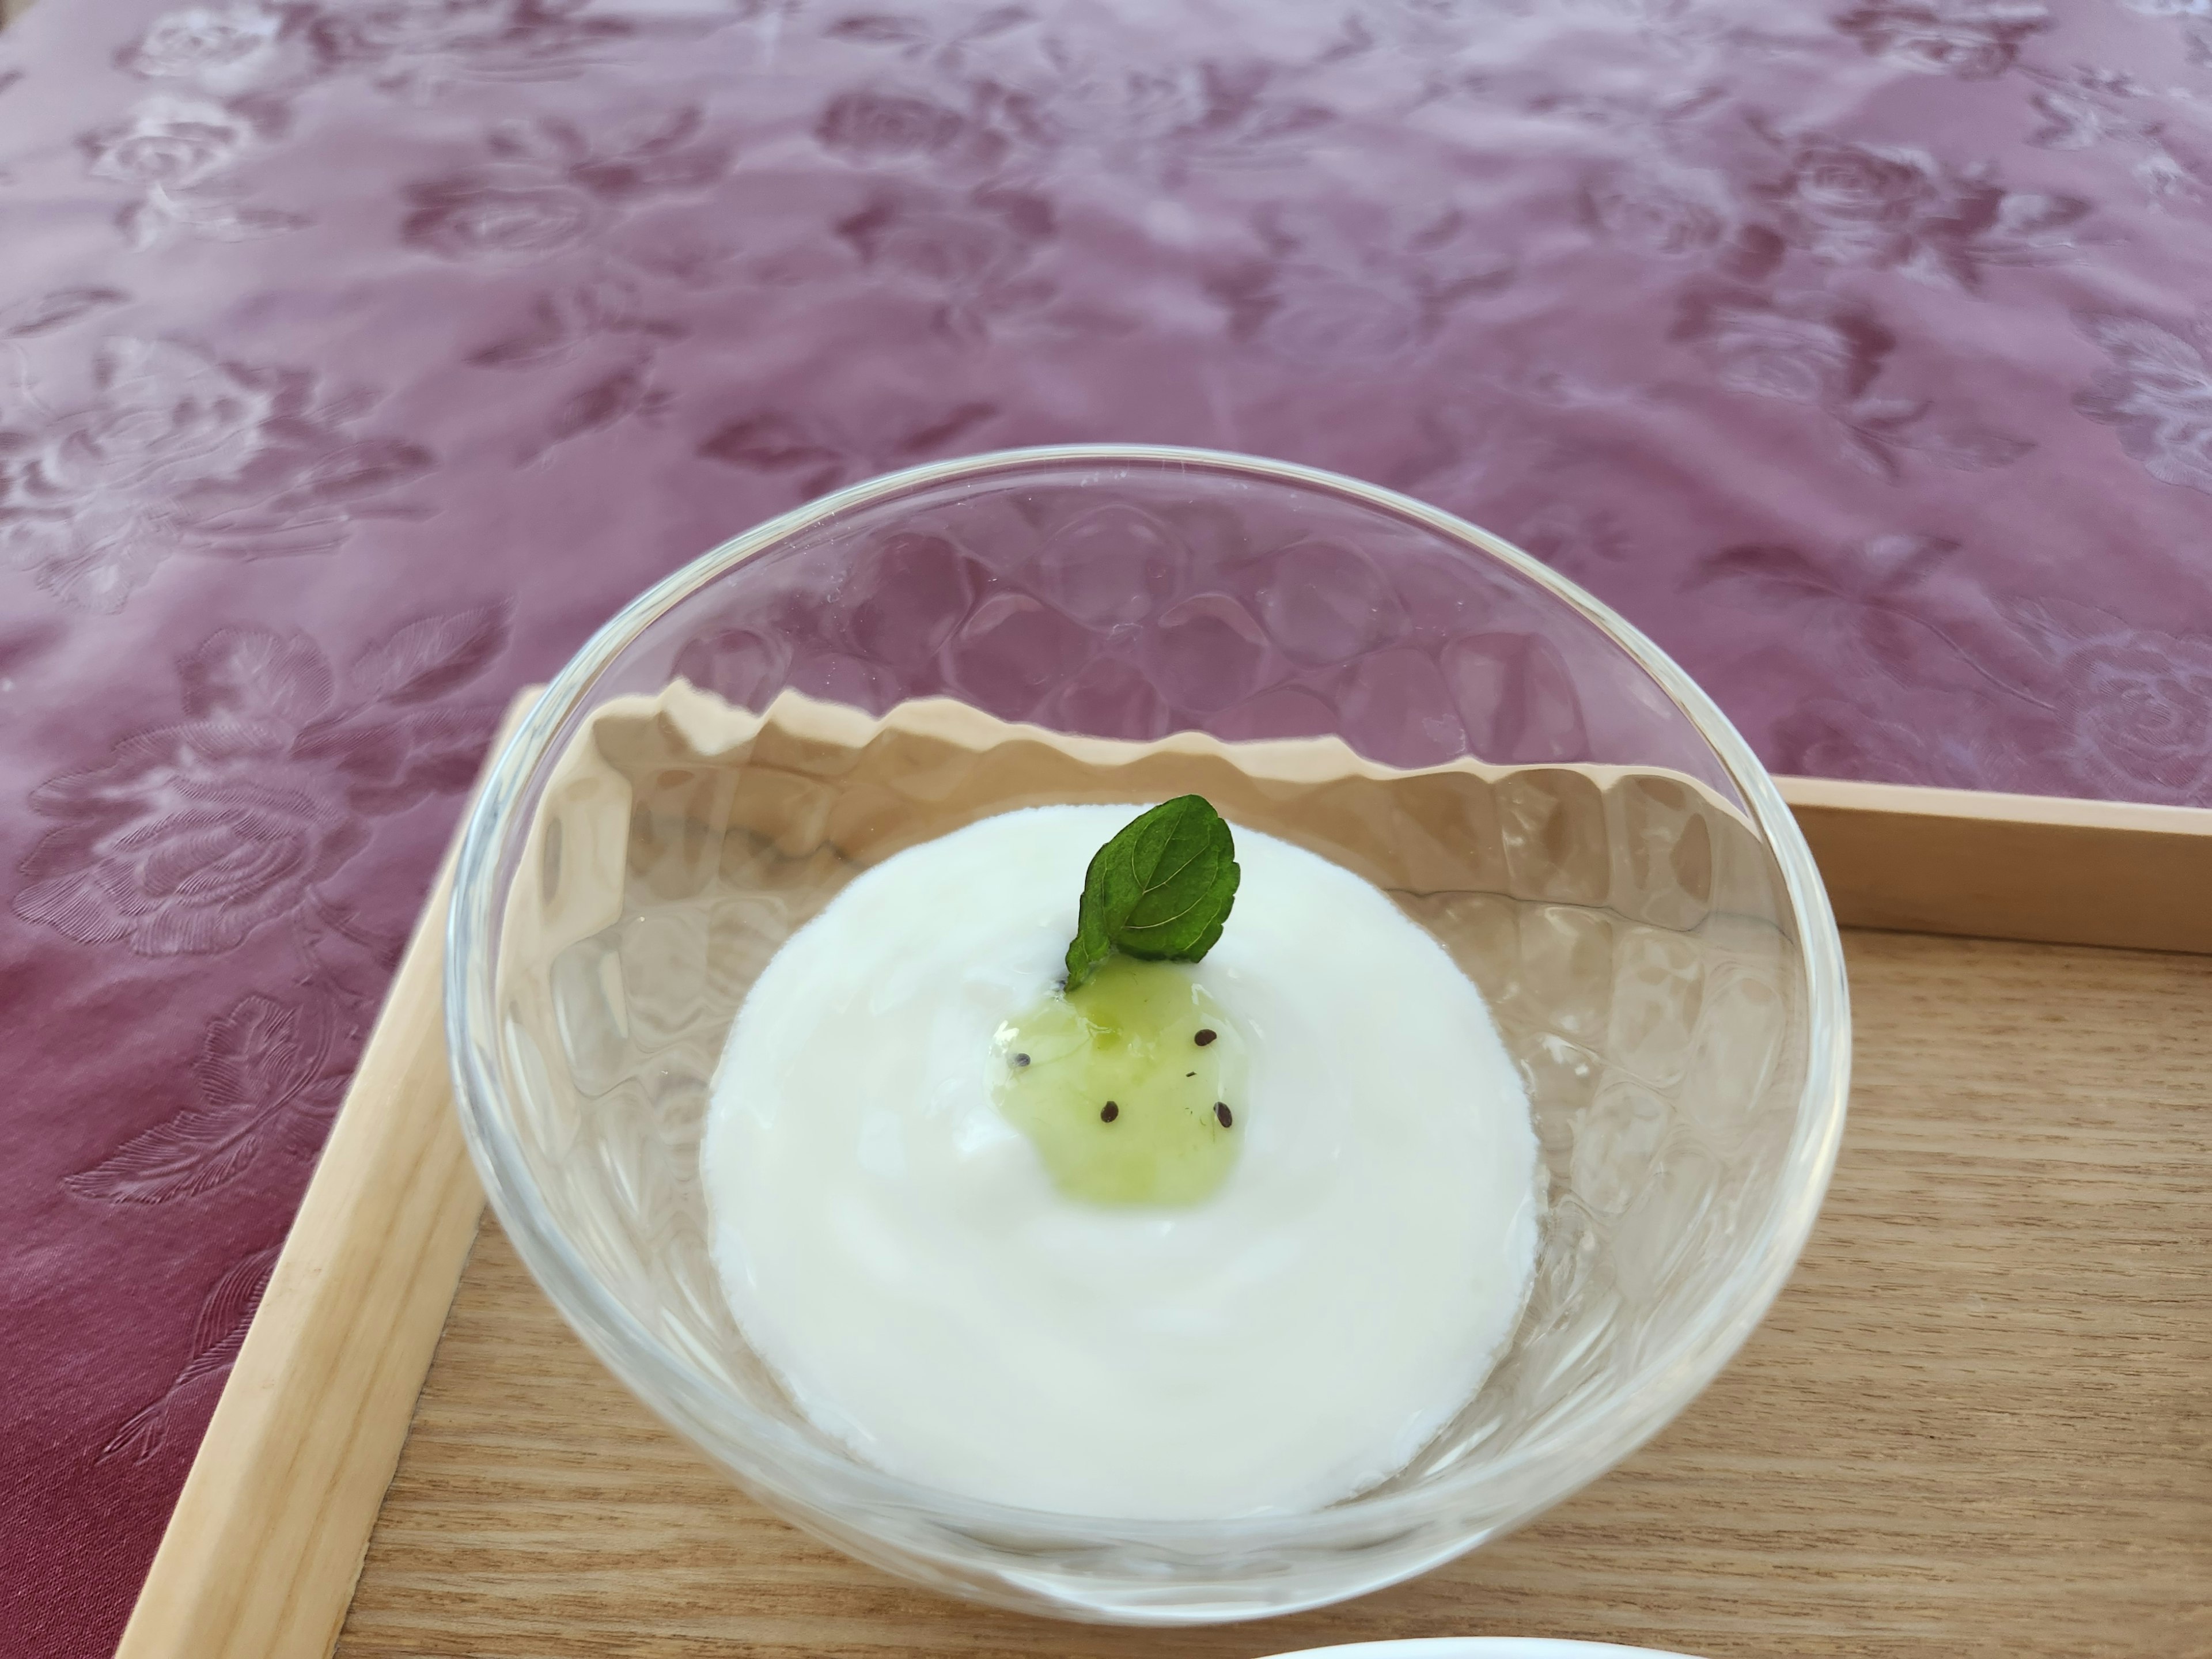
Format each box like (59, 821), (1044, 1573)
(4, 0), (2211, 1649)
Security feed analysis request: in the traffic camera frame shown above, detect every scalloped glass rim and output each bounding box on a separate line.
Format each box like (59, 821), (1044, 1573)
(446, 445), (1849, 1575)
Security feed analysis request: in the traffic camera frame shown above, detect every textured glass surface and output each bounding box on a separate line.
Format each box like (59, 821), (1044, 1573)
(449, 447), (1848, 1624)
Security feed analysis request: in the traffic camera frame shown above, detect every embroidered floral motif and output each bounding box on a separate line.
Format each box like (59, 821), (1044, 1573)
(1833, 0), (2051, 80)
(14, 610), (506, 956)
(1581, 163), (1740, 256)
(2035, 610), (2212, 800)
(836, 183), (1059, 339)
(1673, 286), (2033, 476)
(697, 399), (1000, 499)
(815, 86), (1011, 168)
(0, 339), (431, 611)
(82, 94), (259, 188)
(115, 0), (673, 107)
(116, 1), (298, 93)
(1701, 539), (2212, 803)
(78, 95), (302, 246)
(1673, 286), (1893, 404)
(69, 1001), (339, 1209)
(1209, 205), (1512, 369)
(1757, 134), (2089, 288)
(306, 0), (653, 99)
(2075, 311), (2212, 494)
(402, 108), (732, 260)
(99, 1243), (281, 1456)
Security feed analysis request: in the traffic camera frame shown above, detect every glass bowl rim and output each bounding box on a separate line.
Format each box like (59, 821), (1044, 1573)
(445, 442), (1850, 1551)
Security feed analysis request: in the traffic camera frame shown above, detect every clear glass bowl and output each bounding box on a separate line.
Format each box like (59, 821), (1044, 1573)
(446, 445), (1849, 1625)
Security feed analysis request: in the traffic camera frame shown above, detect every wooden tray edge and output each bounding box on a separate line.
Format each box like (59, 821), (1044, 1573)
(120, 752), (2212, 1659)
(1777, 775), (2212, 955)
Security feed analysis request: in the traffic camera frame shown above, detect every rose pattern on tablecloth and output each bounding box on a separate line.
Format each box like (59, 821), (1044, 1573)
(698, 400), (1002, 501)
(0, 285), (131, 339)
(79, 93), (302, 247)
(1832, 0), (2052, 80)
(304, 0), (657, 100)
(114, 0), (695, 107)
(2074, 310), (2212, 494)
(18, 606), (509, 1424)
(396, 108), (732, 442)
(1581, 162), (1741, 258)
(402, 107), (733, 262)
(116, 1), (297, 94)
(465, 273), (686, 370)
(1697, 536), (2212, 801)
(1209, 204), (1515, 370)
(8, 604), (508, 1513)
(66, 998), (342, 1208)
(1671, 286), (2033, 477)
(1754, 131), (2089, 289)
(2016, 61), (2202, 199)
(0, 336), (432, 610)
(16, 610), (505, 956)
(815, 85), (1013, 171)
(2006, 595), (2212, 801)
(100, 1242), (280, 1460)
(8, 0), (2212, 1649)
(835, 181), (1069, 341)
(826, 18), (1339, 185)
(1674, 285), (1895, 406)
(12, 608), (505, 1469)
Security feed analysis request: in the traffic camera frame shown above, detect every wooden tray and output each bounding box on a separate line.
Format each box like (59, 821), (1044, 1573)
(116, 695), (2212, 1659)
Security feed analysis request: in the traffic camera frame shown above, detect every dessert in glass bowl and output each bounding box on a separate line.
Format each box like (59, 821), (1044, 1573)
(448, 445), (1848, 1623)
(704, 794), (1540, 1519)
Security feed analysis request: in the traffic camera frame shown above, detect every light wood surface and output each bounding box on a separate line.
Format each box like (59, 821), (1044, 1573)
(335, 929), (2211, 1659)
(112, 695), (535, 1659)
(126, 741), (2212, 1657)
(1777, 775), (2212, 955)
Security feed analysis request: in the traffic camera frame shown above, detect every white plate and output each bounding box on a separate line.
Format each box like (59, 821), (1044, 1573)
(1261, 1642), (1702, 1659)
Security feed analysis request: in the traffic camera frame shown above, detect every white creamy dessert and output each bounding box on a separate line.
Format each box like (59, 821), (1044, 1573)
(702, 804), (1540, 1520)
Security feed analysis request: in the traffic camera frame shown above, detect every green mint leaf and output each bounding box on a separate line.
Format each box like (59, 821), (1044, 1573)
(1063, 796), (1240, 991)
